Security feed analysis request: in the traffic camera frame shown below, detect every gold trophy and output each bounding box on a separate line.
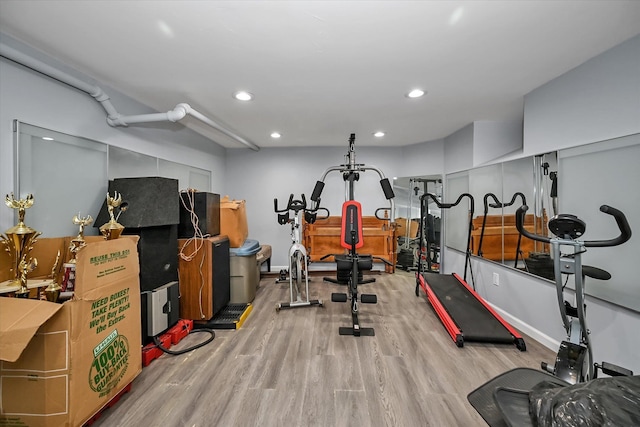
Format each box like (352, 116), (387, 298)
(44, 250), (62, 302)
(69, 213), (93, 262)
(99, 192), (125, 240)
(1, 193), (41, 297)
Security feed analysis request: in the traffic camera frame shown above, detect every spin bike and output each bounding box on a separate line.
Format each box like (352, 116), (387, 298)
(274, 194), (327, 311)
(516, 204), (633, 383)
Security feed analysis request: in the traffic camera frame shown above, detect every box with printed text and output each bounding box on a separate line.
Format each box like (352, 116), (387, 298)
(0, 237), (142, 427)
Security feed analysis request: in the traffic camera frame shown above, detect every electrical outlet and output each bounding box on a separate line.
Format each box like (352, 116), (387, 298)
(493, 272), (499, 286)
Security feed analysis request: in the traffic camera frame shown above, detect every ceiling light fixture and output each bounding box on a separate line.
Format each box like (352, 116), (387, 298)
(407, 89), (425, 98)
(233, 91), (253, 101)
(373, 131), (385, 138)
(270, 132), (281, 139)
(42, 137), (54, 141)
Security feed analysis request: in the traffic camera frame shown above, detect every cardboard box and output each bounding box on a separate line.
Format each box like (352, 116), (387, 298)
(220, 196), (248, 248)
(0, 237), (142, 427)
(395, 217), (419, 239)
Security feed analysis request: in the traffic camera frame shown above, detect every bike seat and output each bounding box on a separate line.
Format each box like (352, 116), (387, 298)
(582, 265), (611, 281)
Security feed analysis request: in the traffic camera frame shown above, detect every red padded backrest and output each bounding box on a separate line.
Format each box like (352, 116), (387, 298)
(341, 200), (363, 249)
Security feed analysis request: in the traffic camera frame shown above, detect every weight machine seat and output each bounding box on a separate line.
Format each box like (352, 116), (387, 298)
(335, 254), (373, 272)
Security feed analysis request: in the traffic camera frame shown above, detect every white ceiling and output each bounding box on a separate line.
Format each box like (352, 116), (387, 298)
(1, 1), (639, 149)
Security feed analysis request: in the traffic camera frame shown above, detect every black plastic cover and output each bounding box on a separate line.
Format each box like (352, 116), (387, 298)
(529, 376), (640, 427)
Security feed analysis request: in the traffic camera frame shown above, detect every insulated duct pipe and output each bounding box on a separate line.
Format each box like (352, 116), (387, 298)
(0, 42), (260, 151)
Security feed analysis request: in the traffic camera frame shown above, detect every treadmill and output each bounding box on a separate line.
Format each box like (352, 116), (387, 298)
(415, 193), (526, 351)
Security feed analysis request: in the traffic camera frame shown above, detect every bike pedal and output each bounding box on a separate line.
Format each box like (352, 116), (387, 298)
(331, 293), (347, 302)
(361, 294), (377, 304)
(598, 361), (633, 377)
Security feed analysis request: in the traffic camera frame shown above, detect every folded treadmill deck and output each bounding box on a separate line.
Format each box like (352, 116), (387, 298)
(419, 271), (526, 350)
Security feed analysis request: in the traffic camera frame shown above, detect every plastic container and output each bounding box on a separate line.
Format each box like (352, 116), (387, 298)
(229, 239), (261, 303)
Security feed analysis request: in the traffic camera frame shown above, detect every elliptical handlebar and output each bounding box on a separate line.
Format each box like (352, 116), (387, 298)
(515, 204), (632, 247)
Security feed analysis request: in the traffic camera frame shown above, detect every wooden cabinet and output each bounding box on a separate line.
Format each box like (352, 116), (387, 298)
(304, 216), (396, 273)
(177, 236), (230, 320)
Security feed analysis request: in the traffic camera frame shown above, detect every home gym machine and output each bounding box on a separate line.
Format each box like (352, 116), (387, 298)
(274, 194), (328, 311)
(477, 192), (527, 267)
(415, 192), (526, 350)
(310, 133), (395, 336)
(467, 204), (635, 427)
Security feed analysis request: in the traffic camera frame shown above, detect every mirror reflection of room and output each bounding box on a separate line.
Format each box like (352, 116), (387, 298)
(393, 175), (442, 272)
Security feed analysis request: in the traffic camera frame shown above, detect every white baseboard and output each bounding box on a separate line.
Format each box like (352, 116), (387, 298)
(489, 303), (559, 351)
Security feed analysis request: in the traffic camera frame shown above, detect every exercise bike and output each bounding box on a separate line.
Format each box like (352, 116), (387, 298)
(468, 204), (635, 427)
(516, 204), (632, 383)
(274, 194), (327, 311)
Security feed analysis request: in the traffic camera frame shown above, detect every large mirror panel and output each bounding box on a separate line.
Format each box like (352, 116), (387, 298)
(444, 171), (470, 254)
(393, 175), (442, 272)
(15, 122), (108, 237)
(14, 121), (212, 238)
(443, 133), (639, 313)
(557, 133), (639, 312)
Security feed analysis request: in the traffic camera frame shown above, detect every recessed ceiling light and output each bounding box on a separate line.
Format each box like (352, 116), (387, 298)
(373, 131), (385, 138)
(233, 91), (253, 101)
(42, 137), (54, 141)
(407, 89), (425, 98)
(270, 132), (281, 139)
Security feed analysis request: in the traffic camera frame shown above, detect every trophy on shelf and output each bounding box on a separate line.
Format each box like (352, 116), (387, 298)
(99, 192), (126, 240)
(69, 213), (93, 262)
(44, 250), (62, 302)
(1, 193), (41, 297)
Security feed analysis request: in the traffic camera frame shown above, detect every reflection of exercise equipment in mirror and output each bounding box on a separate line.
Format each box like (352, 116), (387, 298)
(273, 194), (328, 311)
(516, 204), (633, 383)
(476, 192), (527, 267)
(397, 177), (441, 272)
(310, 133), (395, 336)
(468, 204), (634, 427)
(416, 192), (526, 350)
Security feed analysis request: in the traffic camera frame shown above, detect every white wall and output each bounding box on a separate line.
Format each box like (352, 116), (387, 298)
(0, 35), (227, 232)
(444, 35), (640, 374)
(524, 34), (640, 156)
(473, 120), (523, 166)
(444, 123), (474, 173)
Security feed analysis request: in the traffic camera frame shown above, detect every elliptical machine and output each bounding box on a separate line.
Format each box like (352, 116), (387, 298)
(516, 204), (633, 383)
(274, 194), (328, 311)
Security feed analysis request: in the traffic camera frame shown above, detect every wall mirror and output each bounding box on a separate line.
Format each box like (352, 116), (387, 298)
(445, 153), (557, 272)
(393, 175), (442, 272)
(444, 132), (639, 313)
(14, 121), (212, 238)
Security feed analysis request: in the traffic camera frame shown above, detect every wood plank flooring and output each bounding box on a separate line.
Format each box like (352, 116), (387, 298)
(92, 271), (554, 427)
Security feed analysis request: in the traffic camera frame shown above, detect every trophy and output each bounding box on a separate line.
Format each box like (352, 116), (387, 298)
(44, 250), (62, 302)
(99, 192), (125, 240)
(69, 213), (93, 262)
(1, 193), (41, 297)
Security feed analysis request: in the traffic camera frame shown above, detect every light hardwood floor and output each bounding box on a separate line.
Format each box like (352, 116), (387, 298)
(92, 271), (554, 427)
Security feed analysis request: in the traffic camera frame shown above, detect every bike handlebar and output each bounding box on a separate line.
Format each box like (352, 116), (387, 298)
(274, 194), (306, 213)
(515, 204), (632, 247)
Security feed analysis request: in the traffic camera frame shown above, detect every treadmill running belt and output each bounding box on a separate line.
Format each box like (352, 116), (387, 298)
(422, 272), (514, 343)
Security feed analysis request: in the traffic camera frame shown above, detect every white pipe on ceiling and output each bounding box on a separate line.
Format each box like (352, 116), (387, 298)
(0, 42), (260, 151)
